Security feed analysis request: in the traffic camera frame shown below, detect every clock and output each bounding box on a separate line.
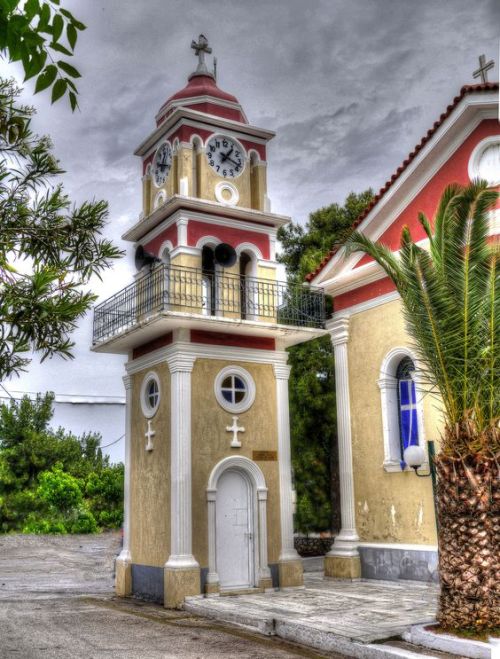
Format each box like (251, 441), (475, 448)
(206, 135), (245, 178)
(153, 142), (172, 187)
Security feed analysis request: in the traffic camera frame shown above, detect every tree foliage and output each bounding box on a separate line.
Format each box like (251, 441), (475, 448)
(0, 0), (86, 109)
(0, 393), (124, 534)
(0, 78), (123, 380)
(278, 190), (373, 534)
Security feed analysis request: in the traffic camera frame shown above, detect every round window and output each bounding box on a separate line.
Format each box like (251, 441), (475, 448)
(214, 366), (255, 413)
(140, 371), (161, 418)
(468, 137), (500, 187)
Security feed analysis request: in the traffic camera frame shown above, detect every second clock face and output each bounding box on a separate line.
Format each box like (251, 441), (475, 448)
(153, 142), (172, 187)
(206, 135), (245, 178)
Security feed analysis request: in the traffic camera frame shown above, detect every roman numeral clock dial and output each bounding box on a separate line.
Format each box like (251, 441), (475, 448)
(153, 142), (172, 187)
(206, 135), (245, 178)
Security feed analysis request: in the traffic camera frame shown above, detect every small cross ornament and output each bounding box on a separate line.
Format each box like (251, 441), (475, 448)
(473, 54), (494, 84)
(226, 415), (245, 448)
(145, 420), (155, 452)
(191, 34), (212, 75)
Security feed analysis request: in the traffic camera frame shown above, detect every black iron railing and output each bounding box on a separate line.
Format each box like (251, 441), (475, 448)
(92, 264), (326, 344)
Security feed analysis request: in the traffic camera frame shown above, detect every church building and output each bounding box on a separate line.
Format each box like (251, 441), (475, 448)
(92, 35), (326, 607)
(308, 74), (499, 582)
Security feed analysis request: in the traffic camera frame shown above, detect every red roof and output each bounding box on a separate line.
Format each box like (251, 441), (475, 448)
(156, 74), (246, 125)
(306, 82), (499, 282)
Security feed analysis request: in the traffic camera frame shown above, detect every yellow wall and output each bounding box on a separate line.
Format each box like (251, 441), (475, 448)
(191, 358), (282, 567)
(146, 143), (268, 214)
(130, 363), (171, 566)
(348, 298), (442, 545)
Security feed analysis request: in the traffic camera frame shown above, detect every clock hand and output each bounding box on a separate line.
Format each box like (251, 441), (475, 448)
(220, 146), (234, 162)
(225, 156), (240, 167)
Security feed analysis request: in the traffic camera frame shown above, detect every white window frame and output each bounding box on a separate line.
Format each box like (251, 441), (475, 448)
(377, 347), (427, 472)
(468, 136), (500, 187)
(140, 371), (161, 418)
(214, 366), (256, 414)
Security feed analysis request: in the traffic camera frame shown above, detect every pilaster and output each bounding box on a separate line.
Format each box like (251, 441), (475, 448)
(325, 317), (361, 579)
(115, 374), (133, 596)
(273, 362), (303, 587)
(164, 352), (200, 608)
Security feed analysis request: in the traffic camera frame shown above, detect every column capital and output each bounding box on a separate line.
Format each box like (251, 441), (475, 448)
(328, 316), (350, 346)
(166, 353), (196, 374)
(273, 363), (291, 380)
(122, 374), (133, 390)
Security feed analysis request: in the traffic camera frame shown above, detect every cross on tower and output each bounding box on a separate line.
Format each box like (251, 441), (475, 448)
(226, 416), (245, 448)
(191, 34), (212, 74)
(473, 54), (494, 84)
(145, 420), (156, 452)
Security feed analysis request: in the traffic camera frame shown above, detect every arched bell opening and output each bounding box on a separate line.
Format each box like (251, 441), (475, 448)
(191, 136), (203, 199)
(201, 245), (218, 316)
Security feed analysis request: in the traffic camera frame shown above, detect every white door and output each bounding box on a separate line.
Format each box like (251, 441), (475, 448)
(216, 470), (254, 590)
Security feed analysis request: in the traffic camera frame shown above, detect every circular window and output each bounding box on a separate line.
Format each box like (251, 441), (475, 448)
(140, 371), (161, 418)
(215, 181), (240, 206)
(214, 366), (255, 413)
(468, 137), (500, 187)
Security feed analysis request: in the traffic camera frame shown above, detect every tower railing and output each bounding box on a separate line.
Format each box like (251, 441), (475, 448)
(92, 264), (326, 344)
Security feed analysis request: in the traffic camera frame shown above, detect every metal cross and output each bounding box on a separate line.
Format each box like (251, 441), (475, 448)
(191, 34), (212, 74)
(473, 54), (494, 84)
(145, 420), (155, 452)
(226, 415), (245, 448)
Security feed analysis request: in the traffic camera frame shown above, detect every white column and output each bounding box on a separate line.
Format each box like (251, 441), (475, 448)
(257, 490), (272, 580)
(206, 490), (219, 584)
(117, 374), (133, 563)
(165, 353), (199, 569)
(274, 362), (300, 562)
(327, 317), (359, 557)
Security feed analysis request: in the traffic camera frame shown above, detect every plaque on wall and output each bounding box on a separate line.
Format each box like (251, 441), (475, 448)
(252, 450), (277, 461)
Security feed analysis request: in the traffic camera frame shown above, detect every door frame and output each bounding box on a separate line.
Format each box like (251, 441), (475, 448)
(206, 456), (271, 591)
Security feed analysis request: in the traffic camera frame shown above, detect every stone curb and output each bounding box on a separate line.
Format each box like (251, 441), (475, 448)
(184, 598), (441, 658)
(403, 623), (493, 659)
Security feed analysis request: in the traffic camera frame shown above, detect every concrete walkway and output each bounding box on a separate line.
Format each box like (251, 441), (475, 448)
(185, 572), (442, 658)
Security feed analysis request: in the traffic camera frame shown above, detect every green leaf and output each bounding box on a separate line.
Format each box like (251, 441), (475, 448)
(24, 50), (47, 81)
(24, 0), (40, 22)
(49, 40), (71, 56)
(34, 63), (57, 93)
(57, 60), (80, 78)
(52, 13), (63, 41)
(38, 2), (50, 30)
(68, 90), (77, 112)
(51, 77), (66, 103)
(66, 22), (76, 50)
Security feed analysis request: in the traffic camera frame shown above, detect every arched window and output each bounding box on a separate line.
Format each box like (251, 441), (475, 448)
(192, 137), (202, 198)
(249, 151), (260, 210)
(396, 357), (419, 465)
(378, 348), (425, 472)
(201, 245), (217, 316)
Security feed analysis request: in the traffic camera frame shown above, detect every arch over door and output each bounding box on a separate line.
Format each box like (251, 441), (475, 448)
(215, 469), (254, 589)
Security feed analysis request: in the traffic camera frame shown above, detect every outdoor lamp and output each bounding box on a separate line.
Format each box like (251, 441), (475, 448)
(403, 445), (430, 477)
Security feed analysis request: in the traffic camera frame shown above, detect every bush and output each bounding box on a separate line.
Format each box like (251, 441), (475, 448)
(22, 515), (67, 534)
(37, 464), (83, 512)
(66, 508), (98, 534)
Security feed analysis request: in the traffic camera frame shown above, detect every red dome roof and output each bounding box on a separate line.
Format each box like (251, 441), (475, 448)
(156, 73), (247, 126)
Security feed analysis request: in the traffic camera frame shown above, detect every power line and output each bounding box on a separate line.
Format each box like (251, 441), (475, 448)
(100, 434), (125, 449)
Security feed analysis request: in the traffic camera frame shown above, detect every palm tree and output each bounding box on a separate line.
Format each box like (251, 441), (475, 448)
(345, 181), (499, 632)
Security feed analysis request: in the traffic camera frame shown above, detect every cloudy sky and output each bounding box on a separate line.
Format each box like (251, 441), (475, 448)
(3, 0), (498, 401)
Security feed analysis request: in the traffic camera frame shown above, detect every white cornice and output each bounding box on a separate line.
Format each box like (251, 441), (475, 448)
(135, 107), (275, 157)
(126, 341), (289, 374)
(123, 195), (289, 243)
(332, 290), (400, 319)
(312, 94), (498, 286)
(155, 94), (249, 125)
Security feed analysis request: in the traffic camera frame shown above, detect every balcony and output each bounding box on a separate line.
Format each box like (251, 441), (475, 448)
(92, 264), (326, 352)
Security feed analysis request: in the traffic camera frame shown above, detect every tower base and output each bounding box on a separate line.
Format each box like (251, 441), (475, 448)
(278, 558), (304, 588)
(164, 566), (201, 609)
(115, 557), (132, 596)
(324, 554), (361, 579)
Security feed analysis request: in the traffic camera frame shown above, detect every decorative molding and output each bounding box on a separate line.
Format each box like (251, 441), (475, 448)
(226, 415), (245, 448)
(327, 317), (350, 346)
(117, 371), (133, 565)
(176, 218), (188, 246)
(165, 352), (196, 374)
(468, 134), (500, 185)
(332, 291), (400, 320)
(215, 181), (240, 206)
(235, 242), (264, 261)
(126, 342), (289, 375)
(144, 419), (155, 452)
(170, 245), (201, 260)
(273, 363), (291, 381)
(357, 541), (438, 552)
(158, 240), (174, 259)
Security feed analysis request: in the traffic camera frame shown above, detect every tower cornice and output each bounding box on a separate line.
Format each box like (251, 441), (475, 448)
(134, 107), (275, 157)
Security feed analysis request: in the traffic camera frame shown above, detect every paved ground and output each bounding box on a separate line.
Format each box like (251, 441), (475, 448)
(0, 533), (340, 658)
(186, 571), (439, 644)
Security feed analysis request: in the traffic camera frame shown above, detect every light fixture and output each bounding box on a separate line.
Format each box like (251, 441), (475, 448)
(403, 445), (431, 477)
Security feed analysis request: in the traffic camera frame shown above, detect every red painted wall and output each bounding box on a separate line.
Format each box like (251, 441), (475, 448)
(144, 223), (178, 255)
(191, 330), (275, 350)
(132, 332), (173, 359)
(187, 220), (270, 258)
(356, 119), (499, 268)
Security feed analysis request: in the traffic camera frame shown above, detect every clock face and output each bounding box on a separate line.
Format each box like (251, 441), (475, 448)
(206, 135), (245, 178)
(153, 142), (172, 187)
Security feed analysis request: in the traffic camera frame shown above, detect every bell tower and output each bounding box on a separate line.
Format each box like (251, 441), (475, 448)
(92, 35), (326, 608)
